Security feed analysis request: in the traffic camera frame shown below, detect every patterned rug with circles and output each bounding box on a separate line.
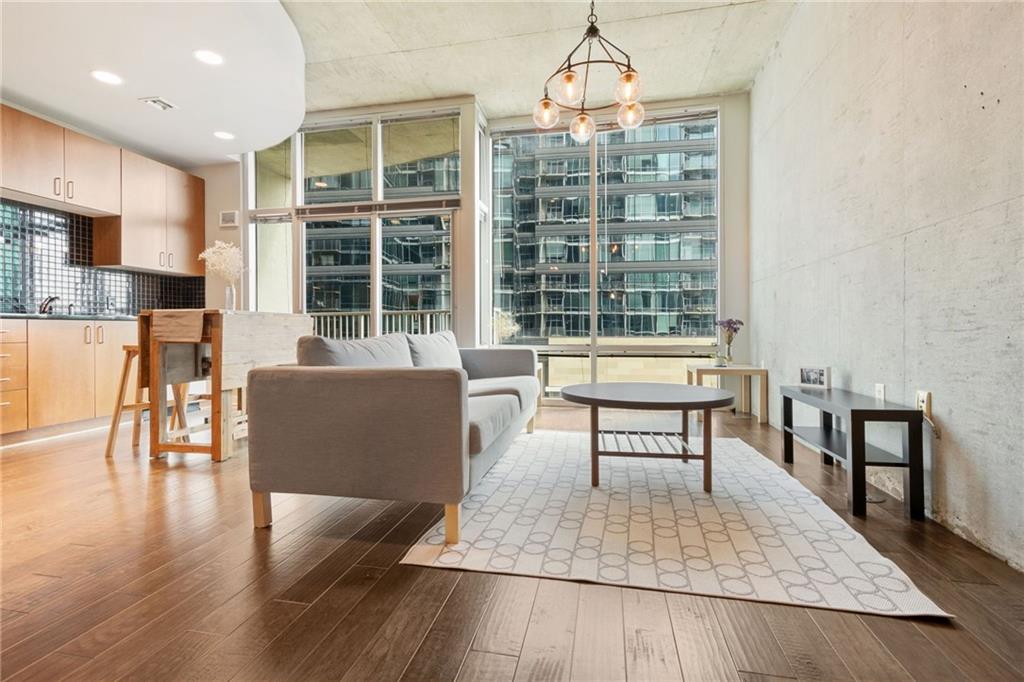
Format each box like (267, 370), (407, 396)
(402, 430), (950, 617)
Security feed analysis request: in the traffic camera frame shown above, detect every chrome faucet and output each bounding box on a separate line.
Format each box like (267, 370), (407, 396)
(38, 295), (61, 314)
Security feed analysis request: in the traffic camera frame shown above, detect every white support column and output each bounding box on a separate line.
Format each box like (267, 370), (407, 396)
(290, 132), (304, 314)
(370, 117), (384, 336)
(453, 100), (481, 346)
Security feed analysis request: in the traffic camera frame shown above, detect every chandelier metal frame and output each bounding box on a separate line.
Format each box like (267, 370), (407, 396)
(541, 3), (634, 115)
(532, 1), (644, 139)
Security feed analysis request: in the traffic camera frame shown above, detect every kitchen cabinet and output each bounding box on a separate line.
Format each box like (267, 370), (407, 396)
(1, 318), (29, 434)
(1, 104), (121, 215)
(95, 151), (165, 271)
(1, 104), (65, 201)
(165, 167), (205, 275)
(27, 320), (97, 428)
(94, 321), (138, 417)
(13, 319), (139, 431)
(63, 128), (121, 214)
(0, 390), (27, 435)
(94, 153), (205, 276)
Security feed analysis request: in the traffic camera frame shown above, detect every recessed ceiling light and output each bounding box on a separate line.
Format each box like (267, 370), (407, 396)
(213, 131), (235, 140)
(90, 70), (123, 85)
(193, 50), (224, 66)
(313, 181), (328, 188)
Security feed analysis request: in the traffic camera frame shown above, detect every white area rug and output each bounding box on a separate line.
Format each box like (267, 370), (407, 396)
(402, 430), (950, 617)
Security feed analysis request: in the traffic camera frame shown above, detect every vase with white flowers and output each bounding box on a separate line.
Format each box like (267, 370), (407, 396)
(199, 241), (243, 311)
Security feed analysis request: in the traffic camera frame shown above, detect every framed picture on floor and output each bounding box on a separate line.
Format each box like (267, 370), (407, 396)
(799, 366), (831, 388)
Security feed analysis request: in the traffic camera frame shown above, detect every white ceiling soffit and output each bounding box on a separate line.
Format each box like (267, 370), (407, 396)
(285, 0), (795, 120)
(1, 1), (305, 168)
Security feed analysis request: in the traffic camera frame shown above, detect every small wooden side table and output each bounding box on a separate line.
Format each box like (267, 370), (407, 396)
(687, 364), (768, 424)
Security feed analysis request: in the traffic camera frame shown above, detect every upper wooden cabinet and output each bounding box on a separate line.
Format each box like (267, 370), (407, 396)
(1, 104), (121, 215)
(94, 152), (205, 276)
(165, 167), (205, 275)
(1, 104), (65, 201)
(63, 128), (121, 214)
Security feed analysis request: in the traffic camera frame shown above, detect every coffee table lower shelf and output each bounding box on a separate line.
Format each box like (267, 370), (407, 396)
(596, 429), (705, 461)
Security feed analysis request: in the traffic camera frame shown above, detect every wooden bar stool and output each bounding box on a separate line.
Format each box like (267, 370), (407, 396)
(104, 344), (190, 458)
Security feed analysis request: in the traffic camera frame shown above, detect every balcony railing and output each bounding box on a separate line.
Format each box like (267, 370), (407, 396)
(311, 310), (452, 339)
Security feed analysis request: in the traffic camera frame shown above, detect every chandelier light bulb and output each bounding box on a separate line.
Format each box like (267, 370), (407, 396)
(614, 69), (641, 104)
(532, 97), (561, 129)
(558, 70), (584, 105)
(616, 102), (645, 130)
(569, 112), (596, 144)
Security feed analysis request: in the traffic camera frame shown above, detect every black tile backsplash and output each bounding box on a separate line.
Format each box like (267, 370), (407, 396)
(0, 199), (204, 315)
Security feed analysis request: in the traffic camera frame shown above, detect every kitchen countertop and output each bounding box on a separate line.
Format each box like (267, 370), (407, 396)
(2, 312), (138, 321)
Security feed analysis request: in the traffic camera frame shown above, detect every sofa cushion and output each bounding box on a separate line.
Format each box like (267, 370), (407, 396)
(468, 376), (540, 410)
(468, 394), (519, 455)
(407, 330), (462, 368)
(296, 334), (413, 368)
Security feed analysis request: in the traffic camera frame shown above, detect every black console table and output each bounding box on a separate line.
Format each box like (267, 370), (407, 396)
(781, 386), (924, 519)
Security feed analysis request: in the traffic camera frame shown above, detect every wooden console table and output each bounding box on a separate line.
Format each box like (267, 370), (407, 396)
(139, 310), (312, 461)
(687, 364), (768, 423)
(781, 385), (924, 519)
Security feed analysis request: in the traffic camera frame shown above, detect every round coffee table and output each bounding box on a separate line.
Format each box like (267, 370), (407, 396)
(561, 382), (735, 491)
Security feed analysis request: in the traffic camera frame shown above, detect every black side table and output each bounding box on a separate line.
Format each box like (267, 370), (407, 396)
(781, 385), (925, 519)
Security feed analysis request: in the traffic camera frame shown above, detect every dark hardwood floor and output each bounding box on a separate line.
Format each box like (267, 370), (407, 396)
(2, 407), (1023, 681)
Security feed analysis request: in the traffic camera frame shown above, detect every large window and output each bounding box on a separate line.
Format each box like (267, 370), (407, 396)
(250, 109), (465, 339)
(492, 112), (719, 348)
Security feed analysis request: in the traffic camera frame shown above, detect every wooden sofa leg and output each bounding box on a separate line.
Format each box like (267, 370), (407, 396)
(527, 416), (536, 433)
(253, 491), (273, 528)
(444, 503), (461, 544)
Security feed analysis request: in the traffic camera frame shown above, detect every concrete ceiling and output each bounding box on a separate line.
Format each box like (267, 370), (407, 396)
(285, 0), (796, 120)
(1, 1), (305, 168)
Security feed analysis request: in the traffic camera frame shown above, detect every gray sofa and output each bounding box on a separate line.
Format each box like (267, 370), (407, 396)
(246, 331), (538, 544)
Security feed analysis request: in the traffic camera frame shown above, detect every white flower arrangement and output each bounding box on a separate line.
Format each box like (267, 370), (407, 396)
(198, 241), (243, 284)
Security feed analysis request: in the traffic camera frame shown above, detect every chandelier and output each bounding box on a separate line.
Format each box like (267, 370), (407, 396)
(532, 0), (644, 143)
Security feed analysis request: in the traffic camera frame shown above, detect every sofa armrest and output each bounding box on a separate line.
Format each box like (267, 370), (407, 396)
(459, 347), (538, 380)
(247, 366), (469, 504)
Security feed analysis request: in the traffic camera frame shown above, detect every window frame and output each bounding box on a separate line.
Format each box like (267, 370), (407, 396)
(244, 97), (482, 343)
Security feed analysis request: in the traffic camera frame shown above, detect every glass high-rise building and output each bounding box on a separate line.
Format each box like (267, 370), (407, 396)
(492, 112), (719, 346)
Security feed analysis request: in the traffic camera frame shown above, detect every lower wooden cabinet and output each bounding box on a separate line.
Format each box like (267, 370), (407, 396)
(1, 319), (29, 434)
(25, 319), (137, 430)
(0, 389), (27, 434)
(28, 320), (96, 428)
(94, 321), (138, 418)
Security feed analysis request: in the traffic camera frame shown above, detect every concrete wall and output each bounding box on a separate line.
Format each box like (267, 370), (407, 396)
(190, 161), (243, 309)
(749, 2), (1023, 568)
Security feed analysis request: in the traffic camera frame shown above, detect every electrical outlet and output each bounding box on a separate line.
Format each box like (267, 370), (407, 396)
(916, 390), (932, 419)
(874, 383), (885, 401)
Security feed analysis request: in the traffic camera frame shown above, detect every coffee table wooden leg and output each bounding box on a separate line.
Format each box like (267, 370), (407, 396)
(681, 410), (689, 463)
(703, 407), (713, 492)
(591, 405), (599, 487)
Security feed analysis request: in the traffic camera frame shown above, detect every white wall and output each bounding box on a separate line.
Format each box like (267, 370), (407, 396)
(190, 161), (243, 308)
(749, 2), (1023, 567)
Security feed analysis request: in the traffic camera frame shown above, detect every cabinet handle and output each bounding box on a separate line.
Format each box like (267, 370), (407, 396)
(0, 378), (10, 383)
(84, 325), (92, 344)
(0, 353), (10, 359)
(54, 177), (62, 196)
(0, 329), (9, 334)
(168, 252), (174, 269)
(66, 180), (74, 199)
(0, 402), (11, 408)
(159, 251), (165, 267)
(97, 325), (105, 344)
